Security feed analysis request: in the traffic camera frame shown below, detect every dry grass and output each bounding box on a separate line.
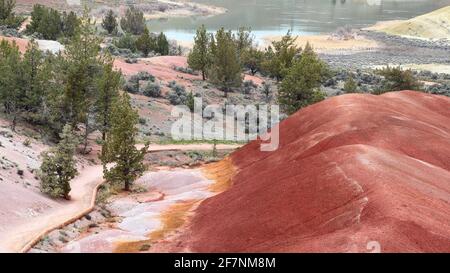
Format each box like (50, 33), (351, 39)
(366, 6), (450, 40)
(203, 157), (236, 193)
(262, 35), (379, 54)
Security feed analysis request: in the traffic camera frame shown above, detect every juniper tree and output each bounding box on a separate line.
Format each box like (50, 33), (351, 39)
(135, 27), (154, 57)
(101, 9), (117, 35)
(63, 9), (101, 152)
(262, 30), (301, 81)
(375, 66), (422, 94)
(61, 11), (79, 38)
(21, 40), (49, 123)
(188, 25), (210, 80)
(209, 28), (242, 97)
(95, 56), (121, 141)
(278, 46), (329, 115)
(156, 32), (169, 56)
(0, 0), (23, 28)
(39, 124), (78, 200)
(120, 6), (145, 35)
(100, 93), (148, 191)
(0, 39), (24, 131)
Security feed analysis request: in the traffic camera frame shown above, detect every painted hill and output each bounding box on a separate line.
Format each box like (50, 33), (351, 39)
(367, 6), (450, 40)
(185, 91), (450, 253)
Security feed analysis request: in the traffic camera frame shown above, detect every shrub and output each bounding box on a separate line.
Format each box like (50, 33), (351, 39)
(114, 33), (137, 52)
(167, 84), (188, 105)
(143, 82), (161, 97)
(173, 66), (199, 75)
(138, 117), (147, 125)
(136, 71), (155, 82)
(23, 139), (31, 147)
(374, 66), (422, 94)
(123, 81), (139, 94)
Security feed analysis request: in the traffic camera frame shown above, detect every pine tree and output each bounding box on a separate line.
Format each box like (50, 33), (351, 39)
(22, 40), (48, 123)
(63, 9), (101, 152)
(262, 30), (301, 81)
(188, 25), (210, 80)
(278, 47), (329, 115)
(0, 0), (23, 28)
(0, 39), (24, 131)
(61, 11), (79, 38)
(39, 124), (78, 200)
(0, 0), (14, 21)
(209, 28), (242, 97)
(95, 57), (121, 141)
(120, 6), (145, 35)
(135, 27), (154, 57)
(156, 32), (169, 56)
(101, 9), (117, 35)
(101, 93), (148, 191)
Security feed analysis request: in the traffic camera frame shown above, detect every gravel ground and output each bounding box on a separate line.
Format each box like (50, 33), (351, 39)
(321, 31), (450, 70)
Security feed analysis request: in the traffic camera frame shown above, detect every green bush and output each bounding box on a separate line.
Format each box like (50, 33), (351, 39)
(143, 82), (161, 97)
(167, 84), (188, 105)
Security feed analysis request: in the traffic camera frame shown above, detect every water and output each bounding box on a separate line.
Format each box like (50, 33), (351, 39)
(147, 0), (450, 42)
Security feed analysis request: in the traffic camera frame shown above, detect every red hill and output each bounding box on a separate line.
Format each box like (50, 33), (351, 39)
(187, 91), (450, 253)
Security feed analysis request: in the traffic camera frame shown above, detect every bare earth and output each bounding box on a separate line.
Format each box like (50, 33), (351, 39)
(262, 34), (379, 54)
(0, 139), (240, 253)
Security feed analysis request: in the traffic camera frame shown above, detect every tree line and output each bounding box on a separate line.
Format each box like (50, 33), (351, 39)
(0, 10), (147, 200)
(188, 26), (330, 114)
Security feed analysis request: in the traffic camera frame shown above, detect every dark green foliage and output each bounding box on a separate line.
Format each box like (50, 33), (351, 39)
(96, 58), (121, 141)
(120, 6), (145, 35)
(156, 32), (169, 56)
(278, 45), (329, 115)
(186, 91), (195, 112)
(262, 31), (301, 81)
(188, 25), (210, 80)
(100, 93), (148, 191)
(374, 66), (423, 94)
(0, 39), (24, 131)
(242, 47), (264, 75)
(61, 11), (79, 38)
(135, 27), (154, 57)
(26, 5), (63, 40)
(208, 28), (242, 97)
(101, 9), (117, 35)
(0, 0), (23, 28)
(114, 33), (137, 52)
(39, 124), (78, 200)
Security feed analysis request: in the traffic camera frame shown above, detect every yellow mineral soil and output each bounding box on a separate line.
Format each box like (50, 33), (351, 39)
(365, 6), (450, 40)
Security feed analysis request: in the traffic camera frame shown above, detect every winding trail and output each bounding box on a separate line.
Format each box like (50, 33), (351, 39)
(0, 144), (241, 253)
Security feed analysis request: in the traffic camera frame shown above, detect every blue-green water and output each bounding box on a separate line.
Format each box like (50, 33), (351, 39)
(147, 0), (450, 42)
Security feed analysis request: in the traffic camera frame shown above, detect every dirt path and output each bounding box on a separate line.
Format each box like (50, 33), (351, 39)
(0, 165), (104, 253)
(0, 144), (241, 253)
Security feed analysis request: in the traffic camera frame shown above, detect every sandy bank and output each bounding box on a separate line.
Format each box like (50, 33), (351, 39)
(262, 34), (379, 54)
(365, 6), (450, 41)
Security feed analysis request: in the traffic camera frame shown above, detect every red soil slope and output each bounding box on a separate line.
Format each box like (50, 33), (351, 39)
(187, 91), (450, 253)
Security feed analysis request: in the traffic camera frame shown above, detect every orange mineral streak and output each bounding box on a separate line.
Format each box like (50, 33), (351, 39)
(202, 157), (237, 193)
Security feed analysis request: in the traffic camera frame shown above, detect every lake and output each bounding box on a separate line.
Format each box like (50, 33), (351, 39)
(147, 0), (450, 42)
